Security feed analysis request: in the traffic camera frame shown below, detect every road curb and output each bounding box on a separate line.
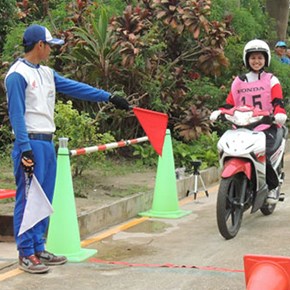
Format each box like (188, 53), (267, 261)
(78, 166), (220, 239)
(0, 165), (220, 241)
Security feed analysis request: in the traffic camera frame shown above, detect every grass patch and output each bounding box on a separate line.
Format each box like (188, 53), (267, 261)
(93, 156), (155, 176)
(72, 158), (155, 198)
(0, 198), (15, 204)
(0, 155), (156, 199)
(104, 184), (151, 198)
(0, 158), (15, 190)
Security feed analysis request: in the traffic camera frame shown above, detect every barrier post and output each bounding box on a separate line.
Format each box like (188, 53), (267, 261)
(46, 137), (96, 262)
(139, 129), (191, 218)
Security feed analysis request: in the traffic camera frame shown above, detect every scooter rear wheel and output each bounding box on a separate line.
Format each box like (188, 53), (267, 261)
(216, 174), (246, 239)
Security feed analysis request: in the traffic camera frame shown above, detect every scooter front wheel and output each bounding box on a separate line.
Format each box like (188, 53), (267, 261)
(260, 203), (276, 215)
(216, 174), (246, 239)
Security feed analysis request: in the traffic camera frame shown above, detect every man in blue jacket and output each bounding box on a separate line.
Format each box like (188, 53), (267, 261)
(5, 24), (129, 274)
(274, 41), (290, 64)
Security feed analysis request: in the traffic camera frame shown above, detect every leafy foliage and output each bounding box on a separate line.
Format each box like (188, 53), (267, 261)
(107, 0), (233, 141)
(0, 0), (281, 171)
(185, 77), (227, 108)
(0, 0), (17, 51)
(0, 125), (13, 158)
(111, 0), (232, 75)
(111, 5), (151, 67)
(1, 23), (26, 64)
(269, 57), (290, 120)
(133, 132), (219, 169)
(16, 0), (65, 23)
(54, 100), (115, 176)
(210, 0), (238, 20)
(174, 101), (212, 141)
(132, 142), (158, 167)
(173, 132), (219, 169)
(0, 100), (13, 156)
(62, 8), (120, 87)
(231, 8), (263, 40)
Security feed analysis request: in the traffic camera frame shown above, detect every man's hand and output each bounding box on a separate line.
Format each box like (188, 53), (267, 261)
(21, 150), (35, 177)
(109, 95), (130, 111)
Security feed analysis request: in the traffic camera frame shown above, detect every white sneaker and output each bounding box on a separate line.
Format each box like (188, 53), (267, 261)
(267, 189), (278, 205)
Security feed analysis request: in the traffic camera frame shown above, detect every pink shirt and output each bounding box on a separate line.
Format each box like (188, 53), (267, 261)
(226, 71), (286, 115)
(230, 72), (273, 112)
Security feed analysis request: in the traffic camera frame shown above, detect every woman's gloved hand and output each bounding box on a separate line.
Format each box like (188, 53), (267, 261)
(210, 110), (221, 121)
(274, 113), (287, 126)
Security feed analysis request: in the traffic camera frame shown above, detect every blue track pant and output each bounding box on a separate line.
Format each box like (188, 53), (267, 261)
(12, 140), (56, 257)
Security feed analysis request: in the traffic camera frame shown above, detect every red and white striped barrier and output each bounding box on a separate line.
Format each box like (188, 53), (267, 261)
(0, 189), (16, 199)
(70, 136), (149, 156)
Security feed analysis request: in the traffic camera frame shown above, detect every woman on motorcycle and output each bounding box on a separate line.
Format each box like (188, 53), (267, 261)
(210, 39), (287, 204)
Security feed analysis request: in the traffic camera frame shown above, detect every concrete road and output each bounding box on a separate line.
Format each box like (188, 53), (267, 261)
(1, 155), (290, 290)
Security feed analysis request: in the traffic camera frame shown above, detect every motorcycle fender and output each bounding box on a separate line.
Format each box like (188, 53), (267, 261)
(222, 159), (252, 179)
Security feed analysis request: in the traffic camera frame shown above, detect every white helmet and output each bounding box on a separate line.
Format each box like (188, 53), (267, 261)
(243, 39), (271, 68)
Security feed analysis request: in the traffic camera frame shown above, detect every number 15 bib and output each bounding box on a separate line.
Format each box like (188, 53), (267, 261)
(231, 72), (272, 112)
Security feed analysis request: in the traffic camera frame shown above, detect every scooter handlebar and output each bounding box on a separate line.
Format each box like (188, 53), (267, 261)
(218, 106), (274, 128)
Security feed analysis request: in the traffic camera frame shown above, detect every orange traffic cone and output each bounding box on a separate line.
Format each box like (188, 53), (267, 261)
(244, 254), (290, 290)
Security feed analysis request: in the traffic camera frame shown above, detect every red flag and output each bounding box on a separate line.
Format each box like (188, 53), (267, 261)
(133, 107), (168, 156)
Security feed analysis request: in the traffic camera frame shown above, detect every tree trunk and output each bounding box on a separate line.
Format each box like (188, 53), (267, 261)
(266, 0), (289, 41)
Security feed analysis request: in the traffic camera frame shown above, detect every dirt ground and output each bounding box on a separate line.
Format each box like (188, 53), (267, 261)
(74, 168), (156, 214)
(0, 169), (157, 217)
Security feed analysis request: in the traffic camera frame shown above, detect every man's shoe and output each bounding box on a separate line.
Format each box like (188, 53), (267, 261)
(36, 250), (67, 266)
(267, 188), (279, 205)
(19, 255), (49, 274)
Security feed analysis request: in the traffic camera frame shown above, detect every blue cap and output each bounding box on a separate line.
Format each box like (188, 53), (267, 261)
(23, 24), (64, 46)
(275, 41), (287, 48)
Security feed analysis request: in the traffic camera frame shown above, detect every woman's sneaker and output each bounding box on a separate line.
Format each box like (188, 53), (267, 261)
(19, 255), (49, 274)
(267, 188), (279, 205)
(35, 250), (67, 266)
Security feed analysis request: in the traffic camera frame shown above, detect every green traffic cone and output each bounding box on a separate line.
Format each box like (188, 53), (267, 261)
(139, 129), (191, 218)
(46, 138), (96, 262)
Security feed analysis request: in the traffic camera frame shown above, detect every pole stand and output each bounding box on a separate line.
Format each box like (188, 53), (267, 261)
(187, 160), (209, 200)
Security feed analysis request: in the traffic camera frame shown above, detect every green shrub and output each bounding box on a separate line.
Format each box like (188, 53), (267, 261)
(172, 133), (219, 170)
(210, 0), (239, 20)
(269, 57), (290, 121)
(0, 0), (281, 173)
(1, 23), (26, 63)
(132, 143), (158, 167)
(133, 132), (219, 170)
(0, 124), (13, 158)
(269, 57), (290, 99)
(54, 100), (115, 176)
(0, 0), (17, 51)
(185, 77), (228, 109)
(211, 0), (274, 43)
(232, 8), (264, 40)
